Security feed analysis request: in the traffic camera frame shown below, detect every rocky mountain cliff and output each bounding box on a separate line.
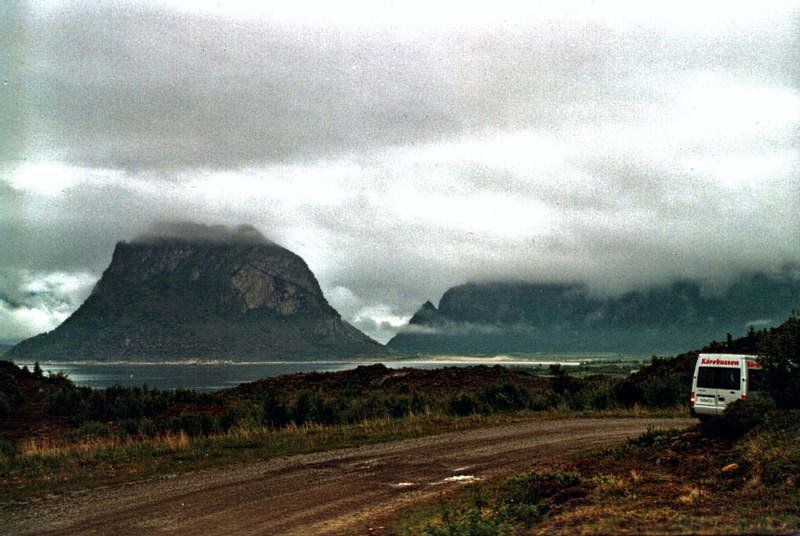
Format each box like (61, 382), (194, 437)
(388, 270), (800, 354)
(5, 226), (385, 360)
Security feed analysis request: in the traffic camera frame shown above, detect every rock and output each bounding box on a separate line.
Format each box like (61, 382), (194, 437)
(6, 224), (385, 360)
(721, 463), (740, 474)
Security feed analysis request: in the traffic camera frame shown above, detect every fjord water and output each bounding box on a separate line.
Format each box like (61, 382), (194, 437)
(16, 356), (633, 392)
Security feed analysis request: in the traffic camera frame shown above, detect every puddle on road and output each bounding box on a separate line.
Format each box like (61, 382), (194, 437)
(443, 475), (478, 482)
(391, 474), (480, 489)
(429, 474), (480, 486)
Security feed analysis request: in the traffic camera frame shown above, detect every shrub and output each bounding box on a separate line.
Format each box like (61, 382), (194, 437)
(262, 391), (290, 428)
(0, 438), (17, 458)
(629, 426), (677, 449)
(587, 386), (615, 410)
(447, 393), (478, 416)
(502, 469), (581, 507)
(549, 365), (579, 395)
(613, 379), (644, 407)
(77, 420), (110, 438)
(46, 386), (91, 424)
(528, 392), (555, 411)
(700, 397), (775, 439)
(169, 414), (206, 436)
(423, 505), (512, 536)
(0, 393), (9, 417)
(641, 375), (686, 408)
(759, 315), (800, 408)
(476, 383), (532, 413)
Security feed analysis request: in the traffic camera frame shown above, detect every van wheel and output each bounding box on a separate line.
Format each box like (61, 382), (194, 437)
(697, 414), (710, 422)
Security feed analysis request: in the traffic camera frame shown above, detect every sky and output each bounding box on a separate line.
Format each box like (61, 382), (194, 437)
(1, 0), (799, 344)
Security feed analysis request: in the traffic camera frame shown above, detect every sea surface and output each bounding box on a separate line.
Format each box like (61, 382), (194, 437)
(15, 354), (638, 392)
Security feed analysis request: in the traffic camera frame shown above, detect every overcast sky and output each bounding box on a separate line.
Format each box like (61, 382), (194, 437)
(1, 0), (799, 344)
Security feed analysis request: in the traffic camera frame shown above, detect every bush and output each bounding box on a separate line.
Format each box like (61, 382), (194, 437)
(587, 386), (615, 410)
(549, 365), (578, 395)
(0, 438), (17, 458)
(613, 379), (644, 407)
(423, 505), (512, 536)
(447, 393), (478, 416)
(528, 392), (555, 411)
(0, 393), (9, 417)
(700, 397), (775, 439)
(641, 375), (686, 408)
(502, 469), (581, 507)
(760, 315), (800, 408)
(77, 420), (110, 438)
(46, 386), (92, 424)
(476, 383), (532, 414)
(262, 391), (290, 428)
(629, 426), (677, 449)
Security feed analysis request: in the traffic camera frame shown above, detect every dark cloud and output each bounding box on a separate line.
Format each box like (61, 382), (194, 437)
(133, 222), (272, 245)
(1, 3), (798, 343)
(11, 5), (797, 170)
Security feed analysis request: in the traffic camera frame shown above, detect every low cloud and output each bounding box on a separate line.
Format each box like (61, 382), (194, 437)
(1, 2), (799, 343)
(133, 222), (272, 245)
(0, 271), (96, 343)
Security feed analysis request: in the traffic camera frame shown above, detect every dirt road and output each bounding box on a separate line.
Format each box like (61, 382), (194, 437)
(4, 417), (692, 535)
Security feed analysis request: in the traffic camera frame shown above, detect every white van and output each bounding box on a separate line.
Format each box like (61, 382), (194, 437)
(690, 353), (764, 419)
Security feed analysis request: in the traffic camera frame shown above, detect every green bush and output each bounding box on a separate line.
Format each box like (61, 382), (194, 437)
(46, 386), (92, 424)
(77, 420), (110, 438)
(549, 365), (579, 395)
(0, 438), (17, 458)
(759, 316), (800, 408)
(447, 393), (478, 416)
(641, 375), (686, 408)
(476, 383), (531, 413)
(587, 386), (615, 410)
(528, 392), (555, 411)
(502, 469), (581, 507)
(700, 397), (775, 439)
(629, 426), (678, 449)
(423, 505), (512, 536)
(613, 378), (645, 407)
(262, 391), (290, 428)
(0, 393), (9, 417)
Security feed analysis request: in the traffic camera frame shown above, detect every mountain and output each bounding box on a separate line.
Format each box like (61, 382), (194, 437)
(388, 271), (800, 354)
(5, 225), (385, 361)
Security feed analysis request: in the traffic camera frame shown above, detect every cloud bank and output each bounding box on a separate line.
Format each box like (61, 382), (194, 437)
(133, 222), (271, 245)
(1, 1), (799, 344)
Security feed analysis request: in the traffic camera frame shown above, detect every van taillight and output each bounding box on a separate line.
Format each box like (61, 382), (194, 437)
(741, 395), (747, 401)
(690, 391), (695, 404)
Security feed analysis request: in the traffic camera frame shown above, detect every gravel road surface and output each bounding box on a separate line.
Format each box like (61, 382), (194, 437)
(4, 417), (693, 535)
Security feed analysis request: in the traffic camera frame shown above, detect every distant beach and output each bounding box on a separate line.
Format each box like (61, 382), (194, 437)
(14, 354), (643, 391)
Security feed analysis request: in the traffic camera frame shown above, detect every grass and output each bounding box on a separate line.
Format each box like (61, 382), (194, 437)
(389, 410), (800, 535)
(0, 406), (683, 503)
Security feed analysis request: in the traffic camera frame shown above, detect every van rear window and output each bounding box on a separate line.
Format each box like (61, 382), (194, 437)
(697, 366), (741, 390)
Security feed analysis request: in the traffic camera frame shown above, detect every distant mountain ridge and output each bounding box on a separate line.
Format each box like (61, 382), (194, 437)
(5, 228), (385, 361)
(388, 270), (800, 354)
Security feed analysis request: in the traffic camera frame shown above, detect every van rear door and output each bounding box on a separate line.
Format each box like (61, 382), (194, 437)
(695, 365), (721, 410)
(696, 361), (743, 411)
(714, 365), (742, 408)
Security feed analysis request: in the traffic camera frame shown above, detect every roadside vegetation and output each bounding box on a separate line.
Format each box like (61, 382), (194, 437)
(392, 313), (800, 535)
(2, 310), (797, 517)
(392, 403), (800, 535)
(1, 359), (680, 502)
